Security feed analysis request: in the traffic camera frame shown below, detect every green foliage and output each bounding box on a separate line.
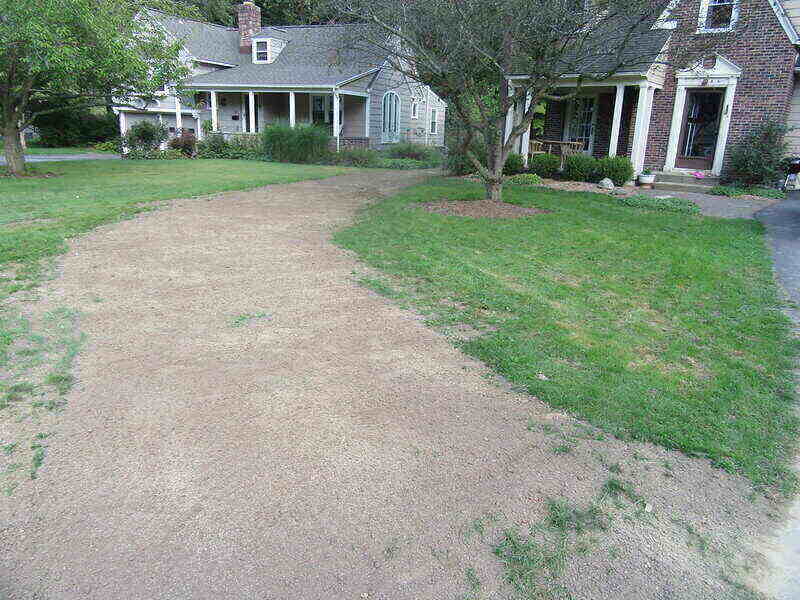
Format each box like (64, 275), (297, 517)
(506, 173), (544, 186)
(595, 156), (634, 187)
(386, 142), (443, 165)
(612, 194), (701, 215)
(167, 131), (198, 157)
(33, 106), (118, 147)
(529, 153), (561, 178)
(446, 142), (488, 176)
(196, 133), (230, 159)
(710, 185), (786, 200)
(262, 123), (331, 164)
(126, 148), (186, 160)
(563, 154), (600, 183)
(375, 157), (430, 170)
(196, 133), (262, 160)
(727, 122), (790, 185)
(331, 148), (381, 167)
(503, 153), (525, 176)
(335, 177), (799, 490)
(92, 139), (121, 153)
(123, 121), (168, 152)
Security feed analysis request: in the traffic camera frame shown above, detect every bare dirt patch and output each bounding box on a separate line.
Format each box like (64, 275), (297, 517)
(418, 198), (550, 218)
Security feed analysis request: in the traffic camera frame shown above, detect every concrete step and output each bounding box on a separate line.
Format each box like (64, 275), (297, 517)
(653, 181), (719, 194)
(654, 172), (719, 186)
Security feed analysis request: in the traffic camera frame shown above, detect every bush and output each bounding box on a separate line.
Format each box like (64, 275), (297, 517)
(503, 153), (525, 176)
(331, 148), (381, 167)
(386, 142), (442, 166)
(262, 123), (331, 164)
(123, 121), (168, 152)
(613, 194), (700, 215)
(196, 133), (229, 159)
(445, 142), (488, 176)
(506, 173), (544, 186)
(168, 131), (197, 157)
(529, 153), (561, 178)
(375, 157), (429, 170)
(710, 184), (786, 200)
(595, 156), (634, 186)
(34, 107), (118, 147)
(563, 154), (600, 182)
(93, 139), (121, 153)
(126, 148), (186, 160)
(727, 122), (790, 185)
(226, 134), (262, 160)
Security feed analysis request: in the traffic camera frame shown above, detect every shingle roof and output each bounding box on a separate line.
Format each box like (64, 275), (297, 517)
(160, 19), (387, 88)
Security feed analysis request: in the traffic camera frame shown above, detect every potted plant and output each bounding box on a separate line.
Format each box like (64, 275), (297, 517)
(639, 169), (656, 187)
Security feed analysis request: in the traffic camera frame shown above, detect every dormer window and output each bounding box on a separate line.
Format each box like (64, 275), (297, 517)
(699, 0), (738, 33)
(254, 39), (270, 63)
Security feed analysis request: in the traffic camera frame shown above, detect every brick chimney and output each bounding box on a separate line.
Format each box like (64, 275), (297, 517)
(235, 1), (261, 54)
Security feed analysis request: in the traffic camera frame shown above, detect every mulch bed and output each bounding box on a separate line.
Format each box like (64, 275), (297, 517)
(417, 199), (551, 219)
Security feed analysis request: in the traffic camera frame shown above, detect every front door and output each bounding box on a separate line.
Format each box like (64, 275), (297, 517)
(676, 89), (724, 170)
(565, 97), (597, 154)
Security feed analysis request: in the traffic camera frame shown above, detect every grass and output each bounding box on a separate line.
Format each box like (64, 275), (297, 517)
(0, 158), (353, 493)
(710, 185), (786, 201)
(335, 177), (799, 492)
(0, 141), (111, 155)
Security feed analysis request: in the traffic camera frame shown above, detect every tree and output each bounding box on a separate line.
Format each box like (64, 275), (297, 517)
(189, 0), (236, 25)
(328, 0), (728, 201)
(188, 0), (335, 25)
(0, 0), (191, 175)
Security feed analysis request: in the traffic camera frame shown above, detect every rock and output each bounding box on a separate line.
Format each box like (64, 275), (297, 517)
(598, 177), (615, 190)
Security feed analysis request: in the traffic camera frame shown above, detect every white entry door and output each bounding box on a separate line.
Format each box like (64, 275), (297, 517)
(565, 97), (598, 154)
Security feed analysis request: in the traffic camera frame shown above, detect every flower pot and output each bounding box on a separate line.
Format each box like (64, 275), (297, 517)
(639, 173), (656, 188)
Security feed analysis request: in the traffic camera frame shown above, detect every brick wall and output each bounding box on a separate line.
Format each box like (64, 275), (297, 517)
(644, 0), (796, 173)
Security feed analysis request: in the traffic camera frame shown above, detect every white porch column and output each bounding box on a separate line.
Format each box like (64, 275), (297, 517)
(333, 90), (341, 152)
(248, 91), (256, 133)
(630, 82), (655, 174)
(608, 83), (625, 157)
(364, 94), (371, 139)
(289, 91), (296, 128)
(175, 95), (183, 134)
(119, 112), (128, 153)
(520, 91), (532, 166)
(210, 90), (219, 132)
(504, 81), (515, 144)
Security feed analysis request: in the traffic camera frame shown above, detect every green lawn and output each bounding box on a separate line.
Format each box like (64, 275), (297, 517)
(335, 178), (799, 492)
(0, 142), (112, 155)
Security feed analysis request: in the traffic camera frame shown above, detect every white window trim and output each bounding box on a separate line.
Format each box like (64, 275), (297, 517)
(381, 91), (401, 144)
(697, 0), (739, 34)
(562, 94), (599, 156)
(252, 38), (271, 64)
(429, 108), (438, 134)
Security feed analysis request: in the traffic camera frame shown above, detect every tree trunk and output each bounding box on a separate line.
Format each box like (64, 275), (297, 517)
(485, 178), (503, 202)
(4, 119), (26, 176)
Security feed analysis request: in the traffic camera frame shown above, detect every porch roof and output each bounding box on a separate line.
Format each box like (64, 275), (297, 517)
(183, 24), (386, 89)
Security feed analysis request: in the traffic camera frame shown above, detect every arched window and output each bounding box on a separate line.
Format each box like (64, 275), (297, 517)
(382, 92), (401, 143)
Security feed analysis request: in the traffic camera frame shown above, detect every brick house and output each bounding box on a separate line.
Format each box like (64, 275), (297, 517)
(115, 2), (446, 150)
(520, 0), (800, 183)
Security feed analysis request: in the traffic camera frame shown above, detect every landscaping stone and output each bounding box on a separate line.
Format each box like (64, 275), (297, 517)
(598, 177), (615, 190)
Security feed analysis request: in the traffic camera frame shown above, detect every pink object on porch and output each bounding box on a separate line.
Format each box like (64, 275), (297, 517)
(691, 171), (706, 179)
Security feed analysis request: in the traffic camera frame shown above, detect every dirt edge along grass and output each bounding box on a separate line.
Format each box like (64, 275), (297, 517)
(333, 177), (800, 493)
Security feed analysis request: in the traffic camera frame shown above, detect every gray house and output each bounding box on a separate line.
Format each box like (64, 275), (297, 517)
(116, 2), (446, 149)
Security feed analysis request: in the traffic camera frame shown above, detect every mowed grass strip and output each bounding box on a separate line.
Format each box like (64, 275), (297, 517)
(335, 178), (799, 492)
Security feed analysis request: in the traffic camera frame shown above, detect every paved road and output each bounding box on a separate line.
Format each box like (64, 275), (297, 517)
(756, 194), (800, 600)
(0, 153), (120, 164)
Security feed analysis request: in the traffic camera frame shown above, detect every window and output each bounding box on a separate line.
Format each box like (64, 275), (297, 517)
(382, 92), (401, 143)
(699, 0), (738, 32)
(430, 109), (438, 134)
(411, 100), (419, 119)
(254, 40), (270, 63)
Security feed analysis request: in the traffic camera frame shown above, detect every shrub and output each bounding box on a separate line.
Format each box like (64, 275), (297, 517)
(595, 156), (634, 186)
(503, 153), (525, 176)
(168, 131), (197, 157)
(375, 157), (429, 170)
(226, 134), (262, 160)
(710, 184), (786, 200)
(445, 142), (488, 176)
(33, 106), (118, 147)
(196, 133), (230, 159)
(727, 122), (790, 185)
(506, 173), (544, 186)
(126, 148), (186, 160)
(92, 139), (121, 153)
(331, 148), (381, 167)
(123, 121), (168, 152)
(563, 154), (600, 182)
(262, 123), (331, 164)
(613, 194), (700, 215)
(386, 142), (442, 166)
(529, 153), (561, 178)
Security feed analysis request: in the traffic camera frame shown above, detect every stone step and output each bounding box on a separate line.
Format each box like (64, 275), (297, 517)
(653, 181), (718, 194)
(654, 172), (719, 186)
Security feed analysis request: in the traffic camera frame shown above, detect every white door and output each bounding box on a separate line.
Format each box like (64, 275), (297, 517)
(565, 97), (598, 154)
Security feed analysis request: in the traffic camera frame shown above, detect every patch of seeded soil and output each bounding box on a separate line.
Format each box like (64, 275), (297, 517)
(0, 171), (782, 600)
(418, 198), (550, 218)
